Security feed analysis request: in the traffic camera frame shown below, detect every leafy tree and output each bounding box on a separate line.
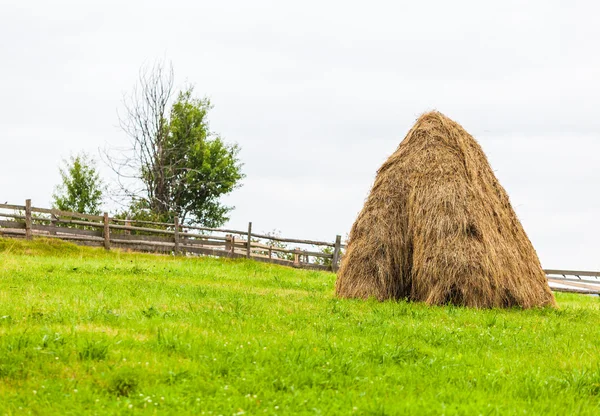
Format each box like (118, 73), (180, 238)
(164, 89), (243, 226)
(106, 62), (244, 227)
(52, 154), (104, 215)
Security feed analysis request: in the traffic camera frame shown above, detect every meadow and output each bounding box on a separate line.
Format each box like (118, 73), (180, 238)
(0, 238), (599, 415)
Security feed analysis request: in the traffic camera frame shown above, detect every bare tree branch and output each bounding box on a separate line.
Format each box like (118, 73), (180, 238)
(102, 60), (175, 214)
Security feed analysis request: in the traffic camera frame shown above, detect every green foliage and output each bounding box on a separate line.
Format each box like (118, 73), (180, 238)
(1, 238), (600, 414)
(52, 153), (104, 215)
(162, 88), (244, 227)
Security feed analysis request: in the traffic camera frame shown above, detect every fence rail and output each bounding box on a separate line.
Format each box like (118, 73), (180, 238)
(1, 200), (599, 295)
(0, 200), (343, 272)
(544, 269), (600, 294)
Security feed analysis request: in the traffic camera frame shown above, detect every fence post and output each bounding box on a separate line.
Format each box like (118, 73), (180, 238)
(332, 235), (342, 272)
(231, 236), (236, 256)
(246, 222), (252, 259)
(25, 199), (32, 240)
(268, 245), (272, 259)
(293, 248), (300, 266)
(103, 212), (110, 250)
(50, 209), (57, 235)
(125, 216), (131, 235)
(174, 216), (180, 255)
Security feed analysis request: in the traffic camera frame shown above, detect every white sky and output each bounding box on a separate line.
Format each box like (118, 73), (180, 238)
(1, 0), (599, 269)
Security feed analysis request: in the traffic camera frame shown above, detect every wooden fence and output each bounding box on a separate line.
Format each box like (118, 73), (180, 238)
(1, 200), (599, 295)
(0, 200), (344, 272)
(545, 270), (600, 294)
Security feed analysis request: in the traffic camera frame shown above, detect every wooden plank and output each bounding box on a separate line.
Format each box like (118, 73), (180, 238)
(248, 251), (271, 259)
(188, 245), (239, 258)
(108, 223), (174, 235)
(277, 247), (331, 258)
(174, 216), (180, 255)
(181, 238), (227, 247)
(53, 218), (105, 229)
(49, 211), (57, 235)
(0, 220), (25, 229)
(115, 234), (226, 248)
(110, 233), (173, 243)
(103, 213), (110, 250)
(25, 199), (32, 240)
(332, 235), (342, 272)
(263, 245), (296, 255)
(110, 237), (175, 248)
(16, 216), (100, 227)
(0, 228), (26, 235)
(253, 244), (332, 258)
(31, 206), (104, 221)
(293, 247), (300, 266)
(113, 236), (226, 250)
(233, 247), (248, 256)
(545, 269), (600, 278)
(548, 278), (600, 292)
(246, 222), (252, 259)
(182, 224), (247, 235)
(551, 286), (600, 295)
(178, 231), (228, 241)
(250, 232), (336, 247)
(545, 276), (600, 285)
(111, 218), (173, 227)
(250, 241), (272, 250)
(0, 213), (26, 220)
(32, 223), (102, 237)
(0, 203), (26, 210)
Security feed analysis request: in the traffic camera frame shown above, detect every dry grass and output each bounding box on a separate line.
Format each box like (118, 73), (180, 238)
(336, 111), (555, 308)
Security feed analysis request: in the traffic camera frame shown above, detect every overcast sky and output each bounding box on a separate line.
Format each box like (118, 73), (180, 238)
(1, 0), (598, 269)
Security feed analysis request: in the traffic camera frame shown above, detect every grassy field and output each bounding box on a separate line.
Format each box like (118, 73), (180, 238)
(0, 238), (599, 415)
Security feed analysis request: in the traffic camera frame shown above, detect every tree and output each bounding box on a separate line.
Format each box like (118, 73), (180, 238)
(106, 62), (244, 227)
(52, 153), (104, 215)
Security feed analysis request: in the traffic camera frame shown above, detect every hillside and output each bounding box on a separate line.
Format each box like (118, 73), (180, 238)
(0, 238), (599, 415)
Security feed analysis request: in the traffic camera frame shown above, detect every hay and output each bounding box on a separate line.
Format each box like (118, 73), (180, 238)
(336, 111), (555, 308)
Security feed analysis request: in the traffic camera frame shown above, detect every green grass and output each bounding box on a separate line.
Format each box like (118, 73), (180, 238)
(1, 238), (599, 415)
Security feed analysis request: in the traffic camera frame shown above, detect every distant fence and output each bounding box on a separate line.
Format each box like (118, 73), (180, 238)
(545, 270), (600, 294)
(0, 200), (344, 272)
(1, 200), (599, 295)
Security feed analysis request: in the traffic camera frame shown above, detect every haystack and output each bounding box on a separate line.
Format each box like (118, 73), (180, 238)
(336, 111), (555, 308)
